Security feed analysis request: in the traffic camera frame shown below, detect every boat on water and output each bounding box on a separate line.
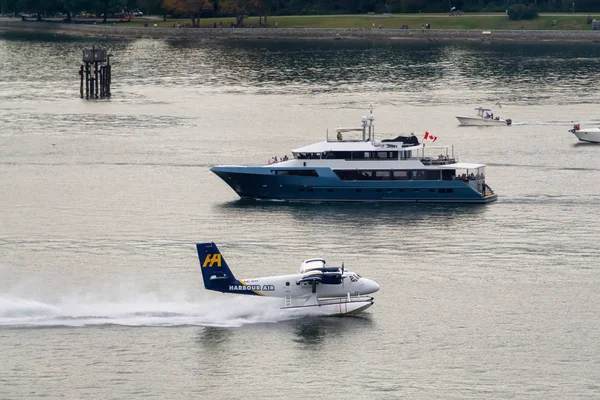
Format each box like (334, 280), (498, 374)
(456, 107), (512, 126)
(211, 110), (498, 203)
(569, 123), (600, 143)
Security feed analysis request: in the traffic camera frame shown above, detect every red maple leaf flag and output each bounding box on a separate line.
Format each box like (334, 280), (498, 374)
(424, 131), (438, 142)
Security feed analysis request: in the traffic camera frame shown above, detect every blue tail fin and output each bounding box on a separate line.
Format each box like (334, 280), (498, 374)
(196, 242), (237, 292)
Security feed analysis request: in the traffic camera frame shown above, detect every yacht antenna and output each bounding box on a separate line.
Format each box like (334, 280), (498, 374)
(361, 115), (368, 141)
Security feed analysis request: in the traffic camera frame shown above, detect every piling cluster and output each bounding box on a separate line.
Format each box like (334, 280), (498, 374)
(79, 47), (111, 99)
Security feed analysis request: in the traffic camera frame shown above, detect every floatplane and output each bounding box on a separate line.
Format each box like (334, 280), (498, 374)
(196, 243), (380, 316)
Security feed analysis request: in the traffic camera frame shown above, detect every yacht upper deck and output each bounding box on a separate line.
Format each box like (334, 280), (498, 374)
(292, 138), (421, 154)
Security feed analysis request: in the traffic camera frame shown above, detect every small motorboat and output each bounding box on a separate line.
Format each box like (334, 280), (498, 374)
(569, 123), (600, 143)
(456, 107), (512, 126)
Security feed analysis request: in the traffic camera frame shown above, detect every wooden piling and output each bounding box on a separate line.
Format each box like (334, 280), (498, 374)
(85, 62), (90, 99)
(94, 61), (99, 99)
(80, 47), (111, 100)
(79, 65), (84, 99)
(106, 55), (111, 98)
(99, 66), (104, 98)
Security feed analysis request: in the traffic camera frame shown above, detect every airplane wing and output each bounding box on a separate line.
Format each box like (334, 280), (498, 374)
(296, 267), (344, 285)
(296, 274), (323, 284)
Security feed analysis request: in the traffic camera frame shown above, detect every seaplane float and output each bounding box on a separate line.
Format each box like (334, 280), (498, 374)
(196, 242), (380, 316)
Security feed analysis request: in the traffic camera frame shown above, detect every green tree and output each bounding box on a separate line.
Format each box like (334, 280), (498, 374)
(163, 0), (213, 26)
(507, 3), (538, 19)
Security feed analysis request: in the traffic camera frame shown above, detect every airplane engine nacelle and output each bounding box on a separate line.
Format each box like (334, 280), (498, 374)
(300, 258), (326, 273)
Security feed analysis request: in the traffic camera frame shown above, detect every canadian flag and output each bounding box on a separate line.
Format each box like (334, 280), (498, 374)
(424, 131), (437, 142)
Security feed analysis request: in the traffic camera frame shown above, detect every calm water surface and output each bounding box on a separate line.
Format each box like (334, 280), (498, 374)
(1, 33), (599, 399)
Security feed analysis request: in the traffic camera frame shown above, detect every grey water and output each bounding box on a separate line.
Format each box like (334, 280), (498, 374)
(1, 32), (599, 399)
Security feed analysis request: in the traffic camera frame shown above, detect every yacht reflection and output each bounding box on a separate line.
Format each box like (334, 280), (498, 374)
(288, 316), (374, 348)
(217, 200), (487, 228)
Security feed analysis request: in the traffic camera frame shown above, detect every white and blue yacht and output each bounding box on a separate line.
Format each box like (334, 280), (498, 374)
(211, 111), (497, 203)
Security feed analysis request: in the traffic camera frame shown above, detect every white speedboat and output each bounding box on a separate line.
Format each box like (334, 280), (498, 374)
(456, 107), (512, 126)
(569, 124), (600, 143)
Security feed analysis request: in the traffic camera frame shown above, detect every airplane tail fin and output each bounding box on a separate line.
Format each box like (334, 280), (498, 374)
(196, 242), (237, 292)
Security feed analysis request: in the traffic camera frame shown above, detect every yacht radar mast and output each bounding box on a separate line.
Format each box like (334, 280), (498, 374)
(361, 106), (375, 141)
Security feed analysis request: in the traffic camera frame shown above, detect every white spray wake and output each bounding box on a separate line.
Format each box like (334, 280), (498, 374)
(0, 293), (304, 328)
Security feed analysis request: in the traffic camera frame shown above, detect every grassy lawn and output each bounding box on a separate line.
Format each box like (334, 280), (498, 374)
(126, 13), (600, 30)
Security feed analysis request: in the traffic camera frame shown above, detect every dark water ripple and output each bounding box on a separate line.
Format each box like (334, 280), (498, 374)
(2, 34), (600, 104)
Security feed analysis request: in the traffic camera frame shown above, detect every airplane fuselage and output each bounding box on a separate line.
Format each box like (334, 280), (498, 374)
(223, 271), (379, 299)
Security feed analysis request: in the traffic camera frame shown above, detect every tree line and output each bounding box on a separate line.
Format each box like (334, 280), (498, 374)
(3, 0), (600, 25)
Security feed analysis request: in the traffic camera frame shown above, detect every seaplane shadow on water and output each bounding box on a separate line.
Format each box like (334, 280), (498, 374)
(195, 316), (373, 350)
(196, 242), (380, 317)
(289, 315), (374, 346)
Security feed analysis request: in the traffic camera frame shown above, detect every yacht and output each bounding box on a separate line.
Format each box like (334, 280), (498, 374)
(211, 111), (498, 203)
(569, 123), (600, 143)
(456, 107), (512, 126)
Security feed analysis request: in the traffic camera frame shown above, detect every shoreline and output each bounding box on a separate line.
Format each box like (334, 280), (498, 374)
(1, 20), (600, 42)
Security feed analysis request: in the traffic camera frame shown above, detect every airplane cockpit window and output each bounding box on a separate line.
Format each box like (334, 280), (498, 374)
(349, 273), (360, 282)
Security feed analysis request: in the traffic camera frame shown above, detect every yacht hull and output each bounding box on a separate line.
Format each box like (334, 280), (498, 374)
(573, 129), (600, 143)
(456, 116), (511, 126)
(211, 166), (497, 203)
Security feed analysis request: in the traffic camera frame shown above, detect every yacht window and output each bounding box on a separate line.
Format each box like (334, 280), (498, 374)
(442, 170), (454, 180)
(426, 170), (441, 180)
(332, 151), (351, 159)
(375, 171), (390, 179)
(392, 171), (409, 180)
(271, 170), (319, 177)
(410, 170), (441, 180)
(411, 170), (426, 180)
